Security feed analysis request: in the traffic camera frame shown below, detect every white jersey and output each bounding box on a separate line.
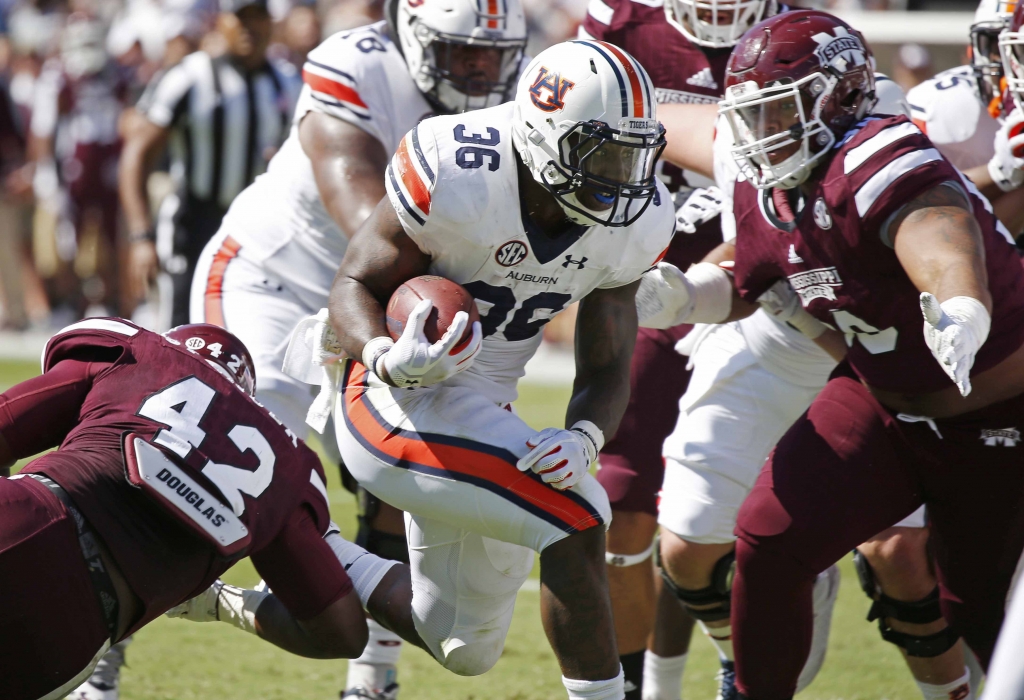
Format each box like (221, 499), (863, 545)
(907, 65), (999, 172)
(219, 22), (432, 309)
(387, 102), (675, 403)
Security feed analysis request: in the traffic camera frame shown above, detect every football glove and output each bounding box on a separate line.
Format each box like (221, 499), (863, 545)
(516, 421), (604, 491)
(988, 108), (1024, 192)
(674, 186), (725, 234)
(757, 279), (829, 339)
(920, 293), (990, 397)
(367, 298), (483, 388)
(166, 579), (226, 623)
(636, 262), (732, 329)
(166, 579), (264, 634)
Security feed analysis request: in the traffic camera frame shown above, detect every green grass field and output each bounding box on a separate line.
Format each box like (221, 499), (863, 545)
(0, 362), (923, 700)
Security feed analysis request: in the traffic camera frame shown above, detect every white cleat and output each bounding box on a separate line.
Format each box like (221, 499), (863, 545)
(65, 637), (131, 700)
(796, 564), (841, 693)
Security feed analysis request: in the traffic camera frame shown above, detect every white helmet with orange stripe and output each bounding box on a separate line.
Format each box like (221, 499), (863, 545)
(387, 0), (528, 114)
(511, 40), (666, 227)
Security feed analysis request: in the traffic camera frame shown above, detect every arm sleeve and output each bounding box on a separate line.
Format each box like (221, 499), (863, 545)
(251, 504), (354, 620)
(384, 123), (442, 254)
(299, 31), (393, 147)
(0, 359), (104, 465)
(141, 62), (193, 128)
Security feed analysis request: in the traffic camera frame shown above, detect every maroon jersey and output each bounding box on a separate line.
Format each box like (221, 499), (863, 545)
(731, 115), (1024, 394)
(4, 319), (338, 633)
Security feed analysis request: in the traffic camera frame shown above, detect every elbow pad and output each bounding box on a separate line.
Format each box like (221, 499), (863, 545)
(637, 262), (733, 329)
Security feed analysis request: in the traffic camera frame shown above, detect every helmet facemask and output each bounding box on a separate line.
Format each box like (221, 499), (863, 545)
(973, 20), (1009, 110)
(1000, 26), (1024, 111)
(722, 65), (874, 190)
(665, 0), (770, 48)
(536, 118), (666, 226)
(413, 23), (525, 113)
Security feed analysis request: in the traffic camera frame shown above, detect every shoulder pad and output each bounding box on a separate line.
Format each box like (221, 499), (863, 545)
(42, 318), (142, 373)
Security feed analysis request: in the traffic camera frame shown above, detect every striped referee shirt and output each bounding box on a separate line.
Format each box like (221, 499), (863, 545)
(140, 51), (301, 211)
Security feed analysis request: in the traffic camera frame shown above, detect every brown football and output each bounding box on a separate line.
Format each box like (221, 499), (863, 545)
(386, 275), (481, 345)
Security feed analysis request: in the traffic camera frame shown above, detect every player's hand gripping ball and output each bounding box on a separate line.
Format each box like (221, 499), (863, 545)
(378, 275), (483, 388)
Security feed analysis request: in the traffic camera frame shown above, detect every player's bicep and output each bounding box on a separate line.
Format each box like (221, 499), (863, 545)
(575, 281), (641, 375)
(299, 111), (390, 238)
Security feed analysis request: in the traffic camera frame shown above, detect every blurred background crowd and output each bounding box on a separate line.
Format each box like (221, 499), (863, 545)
(0, 0), (979, 336)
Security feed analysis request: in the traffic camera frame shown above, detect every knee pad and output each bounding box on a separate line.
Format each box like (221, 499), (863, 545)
(439, 640), (504, 677)
(658, 548), (735, 622)
(355, 486), (410, 564)
(852, 550), (958, 658)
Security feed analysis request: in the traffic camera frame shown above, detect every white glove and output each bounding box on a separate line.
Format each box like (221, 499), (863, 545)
(674, 186), (725, 234)
(636, 262), (694, 329)
(920, 293), (991, 397)
(516, 420), (604, 491)
(367, 298), (483, 388)
(757, 279), (828, 339)
(166, 580), (226, 623)
(989, 108), (1024, 192)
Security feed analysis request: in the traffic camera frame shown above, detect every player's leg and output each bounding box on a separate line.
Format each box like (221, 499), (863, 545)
(597, 327), (696, 700)
(645, 572), (696, 700)
(918, 396), (1024, 671)
(855, 519), (974, 700)
(0, 476), (113, 700)
(335, 365), (623, 698)
(657, 323), (835, 699)
(730, 374), (925, 700)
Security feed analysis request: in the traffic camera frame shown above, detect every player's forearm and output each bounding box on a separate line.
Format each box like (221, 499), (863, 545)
(118, 137), (154, 235)
(328, 276), (391, 361)
(965, 163), (1002, 201)
(813, 328), (849, 363)
(252, 595), (367, 659)
(566, 365), (632, 441)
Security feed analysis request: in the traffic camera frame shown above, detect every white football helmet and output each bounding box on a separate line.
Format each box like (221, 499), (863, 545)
(973, 0), (1015, 109)
(511, 41), (665, 227)
(61, 15), (108, 79)
(387, 0), (527, 114)
(665, 0), (777, 48)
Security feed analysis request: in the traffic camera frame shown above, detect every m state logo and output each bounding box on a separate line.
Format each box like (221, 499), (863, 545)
(980, 427), (1021, 447)
(811, 27), (869, 73)
(813, 197), (832, 230)
(495, 240), (529, 267)
(529, 67), (576, 113)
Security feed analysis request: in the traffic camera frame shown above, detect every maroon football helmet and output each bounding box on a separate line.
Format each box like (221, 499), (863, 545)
(164, 324), (256, 396)
(719, 10), (877, 189)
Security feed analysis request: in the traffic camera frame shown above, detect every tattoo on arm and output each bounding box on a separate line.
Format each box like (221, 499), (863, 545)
(893, 183), (992, 311)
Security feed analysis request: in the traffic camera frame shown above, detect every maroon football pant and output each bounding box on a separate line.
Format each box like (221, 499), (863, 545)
(597, 326), (694, 515)
(0, 476), (109, 700)
(732, 370), (1024, 700)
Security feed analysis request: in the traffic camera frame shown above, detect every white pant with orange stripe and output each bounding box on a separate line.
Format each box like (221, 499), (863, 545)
(334, 361), (612, 676)
(189, 230), (317, 439)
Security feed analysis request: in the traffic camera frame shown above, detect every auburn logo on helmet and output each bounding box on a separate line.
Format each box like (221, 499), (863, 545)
(529, 67), (575, 112)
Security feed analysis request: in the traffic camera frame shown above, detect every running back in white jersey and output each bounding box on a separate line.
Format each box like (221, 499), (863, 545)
(387, 102), (676, 403)
(218, 22), (433, 309)
(907, 65), (1000, 172)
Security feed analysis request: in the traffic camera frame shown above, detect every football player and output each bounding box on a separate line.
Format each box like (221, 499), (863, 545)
(575, 1), (777, 697)
(187, 0), (527, 695)
(323, 40), (674, 700)
(988, 0), (1024, 230)
(648, 10), (1024, 699)
(0, 320), (367, 700)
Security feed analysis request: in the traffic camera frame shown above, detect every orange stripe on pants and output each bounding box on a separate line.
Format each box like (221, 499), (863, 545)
(342, 363), (603, 533)
(203, 236), (241, 328)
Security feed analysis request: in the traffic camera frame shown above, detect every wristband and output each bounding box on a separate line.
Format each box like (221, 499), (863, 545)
(685, 262), (733, 324)
(570, 420), (605, 463)
(941, 296), (991, 346)
(129, 228), (156, 243)
(361, 336), (394, 381)
(216, 582), (267, 635)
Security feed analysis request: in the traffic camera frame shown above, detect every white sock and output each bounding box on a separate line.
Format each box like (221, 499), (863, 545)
(325, 530), (401, 607)
(916, 668), (973, 700)
(563, 668), (625, 700)
(642, 651), (687, 700)
(699, 621), (734, 662)
(347, 620), (402, 691)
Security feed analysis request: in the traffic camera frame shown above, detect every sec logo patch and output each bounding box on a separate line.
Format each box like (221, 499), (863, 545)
(495, 240), (529, 267)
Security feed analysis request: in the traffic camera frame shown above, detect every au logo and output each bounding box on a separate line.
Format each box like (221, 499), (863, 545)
(529, 67), (575, 113)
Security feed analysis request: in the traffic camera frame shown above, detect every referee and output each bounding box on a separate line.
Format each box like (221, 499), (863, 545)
(119, 0), (300, 328)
